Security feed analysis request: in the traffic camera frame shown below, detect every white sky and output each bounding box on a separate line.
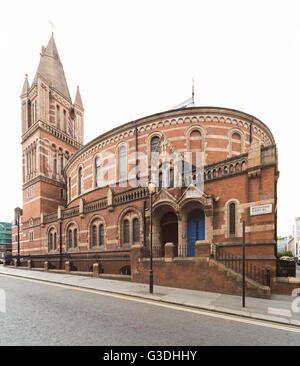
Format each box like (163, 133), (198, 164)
(0, 0), (299, 237)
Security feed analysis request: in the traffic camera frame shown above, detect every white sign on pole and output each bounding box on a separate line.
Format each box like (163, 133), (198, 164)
(250, 204), (272, 216)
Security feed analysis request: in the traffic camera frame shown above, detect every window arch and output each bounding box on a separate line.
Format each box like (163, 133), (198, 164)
(92, 225), (97, 247)
(68, 176), (72, 202)
(99, 224), (104, 246)
(118, 208), (142, 247)
(185, 126), (206, 169)
(133, 218), (140, 243)
(118, 144), (127, 181)
(229, 129), (245, 157)
(88, 217), (106, 249)
(229, 202), (236, 236)
(95, 156), (101, 187)
(78, 167), (83, 195)
(74, 229), (78, 248)
(48, 227), (58, 252)
(225, 199), (241, 238)
(150, 136), (160, 155)
(123, 220), (130, 244)
(66, 223), (79, 251)
(158, 161), (174, 189)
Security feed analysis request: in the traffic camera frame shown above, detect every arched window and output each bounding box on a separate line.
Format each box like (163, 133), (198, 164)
(68, 229), (73, 248)
(168, 168), (174, 188)
(95, 156), (101, 187)
(232, 132), (242, 154)
(68, 177), (72, 202)
(74, 229), (78, 248)
(78, 167), (83, 195)
(63, 109), (67, 131)
(123, 220), (130, 244)
(119, 145), (127, 181)
(60, 156), (64, 175)
(89, 219), (105, 248)
(53, 158), (57, 176)
(133, 218), (140, 243)
(151, 136), (160, 153)
(158, 171), (163, 189)
(229, 203), (236, 236)
(48, 228), (57, 252)
(49, 233), (53, 250)
(92, 225), (97, 247)
(99, 224), (104, 245)
(56, 105), (60, 129)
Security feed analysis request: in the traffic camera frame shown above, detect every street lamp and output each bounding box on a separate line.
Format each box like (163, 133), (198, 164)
(14, 208), (23, 265)
(148, 182), (156, 294)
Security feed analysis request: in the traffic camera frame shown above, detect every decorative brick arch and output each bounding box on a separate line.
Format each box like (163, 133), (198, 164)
(117, 206), (143, 247)
(87, 214), (107, 250)
(65, 220), (79, 252)
(228, 128), (245, 157)
(224, 198), (242, 238)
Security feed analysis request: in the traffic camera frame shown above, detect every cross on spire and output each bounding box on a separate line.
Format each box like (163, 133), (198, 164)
(48, 20), (56, 34)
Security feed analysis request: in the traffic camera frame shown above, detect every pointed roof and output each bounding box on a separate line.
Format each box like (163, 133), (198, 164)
(74, 85), (84, 110)
(21, 73), (30, 96)
(32, 34), (71, 101)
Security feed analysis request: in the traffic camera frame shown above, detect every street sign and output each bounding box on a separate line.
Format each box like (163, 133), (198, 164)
(250, 204), (272, 216)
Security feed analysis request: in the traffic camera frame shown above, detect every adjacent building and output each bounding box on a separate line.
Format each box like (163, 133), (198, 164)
(0, 222), (12, 258)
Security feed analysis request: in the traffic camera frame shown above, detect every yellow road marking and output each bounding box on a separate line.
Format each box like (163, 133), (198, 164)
(0, 272), (300, 334)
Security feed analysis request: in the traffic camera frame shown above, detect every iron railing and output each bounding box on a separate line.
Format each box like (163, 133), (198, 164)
(213, 245), (271, 287)
(276, 258), (296, 277)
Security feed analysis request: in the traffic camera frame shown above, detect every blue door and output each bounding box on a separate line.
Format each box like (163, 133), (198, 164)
(187, 209), (205, 257)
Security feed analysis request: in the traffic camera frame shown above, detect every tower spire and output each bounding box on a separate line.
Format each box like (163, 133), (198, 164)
(21, 73), (29, 96)
(32, 33), (71, 101)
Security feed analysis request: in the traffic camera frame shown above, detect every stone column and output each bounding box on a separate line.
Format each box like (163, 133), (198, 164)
(27, 260), (32, 269)
(44, 261), (49, 271)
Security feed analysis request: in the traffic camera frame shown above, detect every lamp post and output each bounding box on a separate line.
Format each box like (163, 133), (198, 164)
(148, 182), (156, 294)
(14, 208), (23, 266)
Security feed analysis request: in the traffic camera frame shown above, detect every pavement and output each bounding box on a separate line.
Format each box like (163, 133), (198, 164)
(1, 264), (300, 327)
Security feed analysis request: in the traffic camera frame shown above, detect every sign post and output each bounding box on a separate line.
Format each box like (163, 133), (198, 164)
(242, 221), (246, 307)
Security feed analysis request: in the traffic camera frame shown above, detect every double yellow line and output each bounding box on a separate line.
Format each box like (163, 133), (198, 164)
(1, 272), (300, 335)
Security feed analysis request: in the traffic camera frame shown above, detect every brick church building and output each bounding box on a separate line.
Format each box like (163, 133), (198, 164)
(12, 34), (288, 298)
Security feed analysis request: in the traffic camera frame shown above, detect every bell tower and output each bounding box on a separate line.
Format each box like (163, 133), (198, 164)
(20, 34), (84, 224)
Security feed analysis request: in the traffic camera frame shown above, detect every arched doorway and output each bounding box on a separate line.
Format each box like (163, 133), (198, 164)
(161, 212), (178, 257)
(187, 208), (205, 256)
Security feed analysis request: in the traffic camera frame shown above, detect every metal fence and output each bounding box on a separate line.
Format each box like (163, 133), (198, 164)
(276, 259), (296, 277)
(214, 246), (271, 287)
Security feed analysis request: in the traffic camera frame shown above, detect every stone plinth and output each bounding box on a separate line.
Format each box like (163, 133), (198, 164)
(195, 240), (211, 257)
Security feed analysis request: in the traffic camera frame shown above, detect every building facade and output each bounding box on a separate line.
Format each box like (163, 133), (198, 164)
(12, 35), (281, 295)
(291, 217), (300, 258)
(0, 222), (12, 259)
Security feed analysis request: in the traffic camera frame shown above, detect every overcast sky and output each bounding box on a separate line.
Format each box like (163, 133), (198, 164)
(0, 0), (299, 236)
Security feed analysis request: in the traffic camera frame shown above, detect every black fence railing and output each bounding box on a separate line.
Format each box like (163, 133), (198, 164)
(7, 253), (131, 276)
(276, 258), (296, 277)
(214, 247), (271, 287)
